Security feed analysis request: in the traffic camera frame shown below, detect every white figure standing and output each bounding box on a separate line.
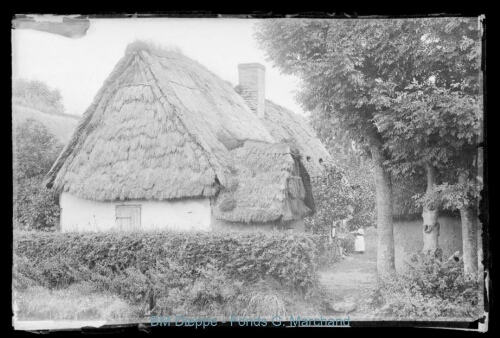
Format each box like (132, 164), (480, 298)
(354, 228), (365, 254)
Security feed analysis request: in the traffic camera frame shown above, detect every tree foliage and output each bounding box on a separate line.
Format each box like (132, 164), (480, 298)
(367, 20), (481, 214)
(305, 165), (353, 234)
(305, 161), (375, 234)
(14, 118), (63, 180)
(255, 17), (481, 211)
(13, 78), (65, 114)
(434, 179), (480, 211)
(255, 17), (479, 149)
(13, 118), (63, 230)
(374, 79), (480, 178)
(308, 112), (376, 231)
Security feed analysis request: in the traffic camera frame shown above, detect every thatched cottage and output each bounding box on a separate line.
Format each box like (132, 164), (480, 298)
(44, 42), (331, 233)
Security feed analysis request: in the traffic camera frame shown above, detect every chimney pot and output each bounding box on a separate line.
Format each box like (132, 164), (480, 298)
(237, 63), (266, 118)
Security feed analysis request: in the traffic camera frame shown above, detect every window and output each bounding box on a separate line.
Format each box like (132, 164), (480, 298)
(115, 205), (141, 231)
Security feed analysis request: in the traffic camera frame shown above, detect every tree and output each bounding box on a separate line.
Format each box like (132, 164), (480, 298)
(369, 19), (481, 270)
(14, 118), (63, 180)
(255, 19), (402, 276)
(13, 118), (64, 230)
(304, 161), (375, 236)
(305, 164), (353, 234)
(308, 111), (376, 231)
(436, 173), (480, 275)
(12, 78), (65, 114)
(255, 18), (480, 276)
(376, 79), (480, 260)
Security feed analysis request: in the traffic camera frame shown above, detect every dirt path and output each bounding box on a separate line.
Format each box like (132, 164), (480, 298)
(318, 227), (378, 318)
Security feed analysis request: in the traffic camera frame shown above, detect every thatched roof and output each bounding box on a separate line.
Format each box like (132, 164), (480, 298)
(212, 141), (314, 223)
(260, 100), (332, 177)
(43, 41), (323, 224)
(44, 42), (275, 201)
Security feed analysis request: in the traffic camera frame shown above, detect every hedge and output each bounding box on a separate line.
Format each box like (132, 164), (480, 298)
(14, 230), (347, 315)
(16, 231), (324, 288)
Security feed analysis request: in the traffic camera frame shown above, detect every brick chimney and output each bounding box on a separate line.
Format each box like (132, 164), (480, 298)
(237, 63), (266, 118)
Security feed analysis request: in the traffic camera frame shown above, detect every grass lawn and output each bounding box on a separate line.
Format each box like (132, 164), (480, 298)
(14, 282), (141, 321)
(13, 280), (327, 322)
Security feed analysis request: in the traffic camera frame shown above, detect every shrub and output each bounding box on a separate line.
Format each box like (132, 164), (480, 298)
(13, 118), (63, 180)
(304, 165), (353, 234)
(231, 277), (288, 317)
(15, 176), (61, 231)
(337, 232), (356, 254)
(304, 163), (376, 235)
(373, 252), (480, 318)
(152, 266), (247, 317)
(307, 234), (354, 266)
(14, 231), (325, 316)
(13, 118), (63, 231)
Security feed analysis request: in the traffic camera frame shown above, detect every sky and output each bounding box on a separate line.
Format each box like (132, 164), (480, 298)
(12, 17), (305, 117)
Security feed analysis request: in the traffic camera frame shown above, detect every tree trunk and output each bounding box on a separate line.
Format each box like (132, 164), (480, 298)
(477, 215), (484, 309)
(460, 205), (478, 276)
(370, 144), (395, 277)
(422, 164), (440, 254)
(458, 171), (478, 276)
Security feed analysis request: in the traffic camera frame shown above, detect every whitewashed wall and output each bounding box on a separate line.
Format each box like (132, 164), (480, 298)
(59, 192), (211, 232)
(394, 215), (462, 271)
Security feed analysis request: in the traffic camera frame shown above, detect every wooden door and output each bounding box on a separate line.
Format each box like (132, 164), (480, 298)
(115, 205), (141, 231)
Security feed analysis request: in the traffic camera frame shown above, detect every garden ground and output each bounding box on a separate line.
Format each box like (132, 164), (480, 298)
(318, 226), (378, 318)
